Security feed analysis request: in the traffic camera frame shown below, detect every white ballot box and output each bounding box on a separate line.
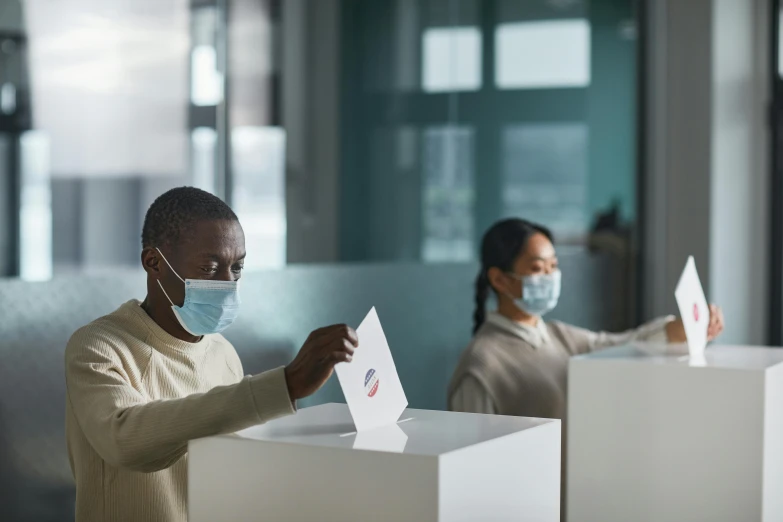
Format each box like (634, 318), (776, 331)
(567, 344), (783, 522)
(189, 403), (561, 522)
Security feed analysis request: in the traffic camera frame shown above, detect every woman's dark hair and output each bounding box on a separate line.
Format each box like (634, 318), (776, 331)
(473, 218), (553, 334)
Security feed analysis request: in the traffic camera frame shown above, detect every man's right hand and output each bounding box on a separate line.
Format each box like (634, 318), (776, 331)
(284, 324), (359, 401)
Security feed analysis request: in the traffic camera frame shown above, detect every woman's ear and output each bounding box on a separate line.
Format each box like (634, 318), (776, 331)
(487, 267), (509, 296)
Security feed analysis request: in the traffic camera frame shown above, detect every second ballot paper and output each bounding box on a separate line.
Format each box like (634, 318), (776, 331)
(335, 307), (408, 432)
(674, 256), (710, 359)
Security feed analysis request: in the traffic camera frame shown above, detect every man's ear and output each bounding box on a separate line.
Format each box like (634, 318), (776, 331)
(141, 247), (161, 275)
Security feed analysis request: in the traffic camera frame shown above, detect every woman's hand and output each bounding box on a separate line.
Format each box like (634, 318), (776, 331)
(666, 303), (724, 344)
(706, 304), (724, 341)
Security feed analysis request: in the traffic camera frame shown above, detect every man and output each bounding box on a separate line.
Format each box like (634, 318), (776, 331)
(65, 187), (358, 522)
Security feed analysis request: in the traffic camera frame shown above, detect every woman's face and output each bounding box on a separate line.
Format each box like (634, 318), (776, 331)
(511, 232), (558, 278)
(489, 232), (558, 299)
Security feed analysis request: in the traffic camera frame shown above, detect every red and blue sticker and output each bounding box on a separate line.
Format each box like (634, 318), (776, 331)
(364, 369), (380, 398)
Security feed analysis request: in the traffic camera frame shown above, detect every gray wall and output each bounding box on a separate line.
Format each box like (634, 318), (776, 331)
(0, 0), (23, 32)
(50, 176), (188, 273)
(51, 179), (82, 268)
(282, 0), (341, 264)
(643, 0), (770, 344)
(81, 179), (142, 269)
(0, 136), (13, 276)
(646, 0), (714, 313)
(709, 0), (770, 346)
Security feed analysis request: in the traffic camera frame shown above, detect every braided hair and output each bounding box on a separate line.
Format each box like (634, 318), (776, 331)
(473, 219), (553, 334)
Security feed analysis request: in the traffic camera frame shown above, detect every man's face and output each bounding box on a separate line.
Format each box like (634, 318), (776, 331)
(147, 219), (246, 307)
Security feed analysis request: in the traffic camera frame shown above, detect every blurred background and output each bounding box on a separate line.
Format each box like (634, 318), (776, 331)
(0, 0), (639, 310)
(0, 0), (777, 520)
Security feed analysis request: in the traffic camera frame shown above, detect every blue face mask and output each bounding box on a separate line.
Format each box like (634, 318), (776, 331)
(155, 248), (241, 336)
(509, 269), (561, 317)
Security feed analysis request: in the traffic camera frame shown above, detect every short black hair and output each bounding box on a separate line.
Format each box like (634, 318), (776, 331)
(141, 186), (238, 248)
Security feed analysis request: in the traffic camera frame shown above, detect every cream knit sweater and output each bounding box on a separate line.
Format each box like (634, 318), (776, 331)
(64, 299), (295, 522)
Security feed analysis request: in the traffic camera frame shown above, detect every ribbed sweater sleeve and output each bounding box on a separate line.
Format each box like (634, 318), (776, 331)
(65, 325), (294, 473)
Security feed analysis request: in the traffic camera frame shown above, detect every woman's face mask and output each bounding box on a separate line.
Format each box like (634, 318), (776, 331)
(508, 269), (561, 317)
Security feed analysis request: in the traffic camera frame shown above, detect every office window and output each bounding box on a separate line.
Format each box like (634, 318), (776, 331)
(1, 81), (15, 115)
(231, 126), (287, 269)
(19, 131), (52, 281)
(779, 7), (783, 78)
(341, 0), (636, 258)
(191, 6), (223, 107)
(0, 35), (24, 119)
(191, 45), (223, 107)
(190, 127), (217, 194)
(422, 27), (482, 92)
(495, 20), (591, 89)
(502, 122), (588, 240)
(422, 126), (475, 262)
(24, 0), (188, 178)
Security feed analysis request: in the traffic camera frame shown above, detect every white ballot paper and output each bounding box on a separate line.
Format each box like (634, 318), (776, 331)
(674, 256), (710, 358)
(335, 307), (408, 432)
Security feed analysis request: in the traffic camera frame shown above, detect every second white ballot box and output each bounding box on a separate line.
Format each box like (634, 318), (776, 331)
(189, 403), (561, 522)
(567, 344), (783, 522)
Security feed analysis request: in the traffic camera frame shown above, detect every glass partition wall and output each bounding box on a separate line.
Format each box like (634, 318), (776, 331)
(0, 0), (641, 326)
(338, 0), (640, 326)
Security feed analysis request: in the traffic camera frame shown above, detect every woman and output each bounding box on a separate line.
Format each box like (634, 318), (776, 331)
(448, 218), (724, 418)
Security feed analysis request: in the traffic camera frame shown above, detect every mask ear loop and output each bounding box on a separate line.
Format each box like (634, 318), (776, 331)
(504, 272), (525, 302)
(155, 248), (185, 282)
(155, 248), (185, 307)
(157, 280), (176, 307)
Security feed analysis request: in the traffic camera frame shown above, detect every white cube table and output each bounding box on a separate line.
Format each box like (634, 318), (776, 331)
(568, 344), (783, 522)
(189, 403), (561, 522)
